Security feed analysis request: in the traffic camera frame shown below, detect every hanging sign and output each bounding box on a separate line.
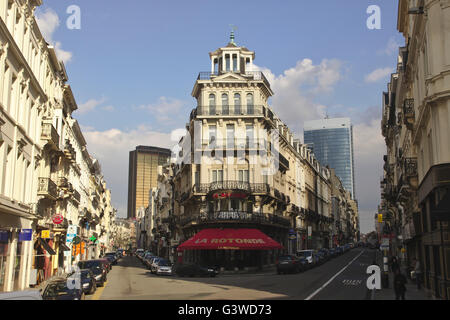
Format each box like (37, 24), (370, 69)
(41, 230), (50, 239)
(19, 229), (33, 242)
(52, 214), (64, 225)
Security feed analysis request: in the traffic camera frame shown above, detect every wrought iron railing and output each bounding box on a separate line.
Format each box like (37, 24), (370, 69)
(38, 178), (58, 200)
(197, 71), (271, 89)
(181, 211), (290, 227)
(193, 181), (270, 194)
(196, 105), (265, 117)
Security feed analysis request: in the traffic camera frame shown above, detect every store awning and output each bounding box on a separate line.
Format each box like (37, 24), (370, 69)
(38, 238), (56, 255)
(177, 228), (284, 251)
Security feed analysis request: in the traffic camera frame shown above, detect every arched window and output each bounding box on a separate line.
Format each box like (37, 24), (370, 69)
(222, 94), (229, 115)
(234, 93), (241, 114)
(209, 94), (216, 115)
(246, 93), (254, 115)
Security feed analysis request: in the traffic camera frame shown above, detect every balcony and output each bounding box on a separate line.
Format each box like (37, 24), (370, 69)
(38, 178), (58, 200)
(58, 177), (69, 189)
(41, 123), (60, 150)
(72, 190), (81, 204)
(197, 71), (271, 90)
(200, 138), (268, 150)
(181, 211), (291, 228)
(403, 98), (415, 129)
(64, 140), (77, 163)
(193, 181), (270, 194)
(196, 105), (265, 117)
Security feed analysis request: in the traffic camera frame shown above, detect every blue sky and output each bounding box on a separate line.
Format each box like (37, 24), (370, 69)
(36, 0), (404, 233)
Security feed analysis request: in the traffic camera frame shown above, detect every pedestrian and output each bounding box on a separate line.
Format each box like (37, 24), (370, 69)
(390, 256), (400, 274)
(393, 269), (407, 300)
(412, 258), (423, 290)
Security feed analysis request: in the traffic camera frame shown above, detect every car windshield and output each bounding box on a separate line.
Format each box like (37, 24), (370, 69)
(298, 251), (312, 257)
(279, 256), (292, 261)
(46, 282), (74, 296)
(158, 260), (170, 266)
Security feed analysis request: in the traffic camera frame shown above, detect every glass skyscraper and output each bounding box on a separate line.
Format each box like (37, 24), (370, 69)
(304, 118), (355, 199)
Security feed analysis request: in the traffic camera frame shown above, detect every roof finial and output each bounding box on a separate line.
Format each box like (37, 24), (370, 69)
(229, 24), (237, 44)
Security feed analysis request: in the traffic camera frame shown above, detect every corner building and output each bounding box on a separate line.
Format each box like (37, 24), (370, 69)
(173, 36), (335, 270)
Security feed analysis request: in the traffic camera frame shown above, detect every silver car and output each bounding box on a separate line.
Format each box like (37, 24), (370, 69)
(155, 259), (173, 276)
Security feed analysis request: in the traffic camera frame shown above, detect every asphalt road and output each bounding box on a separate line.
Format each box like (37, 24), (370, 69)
(90, 248), (374, 300)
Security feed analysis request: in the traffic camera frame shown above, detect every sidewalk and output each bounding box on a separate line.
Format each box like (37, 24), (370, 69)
(372, 250), (432, 300)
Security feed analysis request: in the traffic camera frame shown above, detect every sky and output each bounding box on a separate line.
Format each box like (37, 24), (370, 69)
(35, 0), (405, 234)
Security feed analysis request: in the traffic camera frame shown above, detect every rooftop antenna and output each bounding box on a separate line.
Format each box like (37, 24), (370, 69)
(229, 24), (237, 44)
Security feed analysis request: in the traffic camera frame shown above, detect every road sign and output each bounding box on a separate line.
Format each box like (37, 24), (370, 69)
(52, 214), (64, 225)
(378, 214), (383, 223)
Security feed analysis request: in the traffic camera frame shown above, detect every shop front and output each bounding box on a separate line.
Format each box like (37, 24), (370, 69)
(177, 228), (283, 270)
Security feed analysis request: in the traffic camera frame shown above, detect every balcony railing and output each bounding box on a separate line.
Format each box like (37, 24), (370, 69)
(196, 105), (265, 117)
(404, 158), (418, 178)
(181, 211), (290, 228)
(200, 138), (268, 150)
(41, 123), (59, 150)
(403, 98), (415, 129)
(193, 181), (270, 194)
(38, 178), (58, 200)
(197, 71), (271, 90)
(58, 177), (69, 189)
(72, 190), (81, 204)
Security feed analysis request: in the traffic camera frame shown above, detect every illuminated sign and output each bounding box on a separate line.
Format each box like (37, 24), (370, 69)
(194, 238), (266, 244)
(213, 192), (248, 199)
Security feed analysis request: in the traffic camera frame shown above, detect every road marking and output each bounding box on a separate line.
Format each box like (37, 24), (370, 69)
(91, 281), (107, 300)
(304, 250), (365, 300)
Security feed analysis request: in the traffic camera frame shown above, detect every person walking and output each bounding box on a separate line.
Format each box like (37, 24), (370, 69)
(412, 258), (423, 290)
(390, 256), (400, 274)
(393, 269), (407, 300)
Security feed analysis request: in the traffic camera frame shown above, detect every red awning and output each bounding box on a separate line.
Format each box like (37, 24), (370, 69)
(177, 228), (283, 251)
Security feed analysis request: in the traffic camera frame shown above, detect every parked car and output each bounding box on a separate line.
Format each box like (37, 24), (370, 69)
(78, 260), (107, 287)
(296, 250), (319, 268)
(276, 255), (306, 274)
(99, 258), (112, 272)
(144, 254), (156, 269)
(318, 248), (331, 262)
(104, 252), (119, 264)
(0, 290), (42, 300)
(155, 259), (173, 276)
(150, 257), (163, 274)
(315, 251), (326, 265)
(104, 254), (117, 266)
(328, 248), (337, 257)
(68, 269), (97, 295)
(336, 246), (344, 255)
(42, 279), (85, 300)
(174, 264), (219, 277)
(135, 249), (144, 259)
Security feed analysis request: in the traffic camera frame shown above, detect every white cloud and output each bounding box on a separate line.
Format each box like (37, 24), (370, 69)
(365, 67), (393, 83)
(77, 97), (107, 114)
(83, 126), (182, 218)
(378, 36), (403, 56)
(254, 58), (342, 136)
(35, 8), (72, 63)
(137, 97), (187, 124)
(353, 116), (385, 233)
(102, 105), (115, 112)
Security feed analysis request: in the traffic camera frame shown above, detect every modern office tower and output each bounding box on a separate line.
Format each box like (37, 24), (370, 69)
(127, 146), (171, 219)
(304, 118), (355, 199)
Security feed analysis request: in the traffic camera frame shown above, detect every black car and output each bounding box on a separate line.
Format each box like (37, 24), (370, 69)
(78, 260), (107, 287)
(276, 255), (306, 274)
(78, 269), (96, 294)
(105, 252), (118, 265)
(174, 264), (218, 277)
(104, 254), (117, 266)
(42, 279), (85, 300)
